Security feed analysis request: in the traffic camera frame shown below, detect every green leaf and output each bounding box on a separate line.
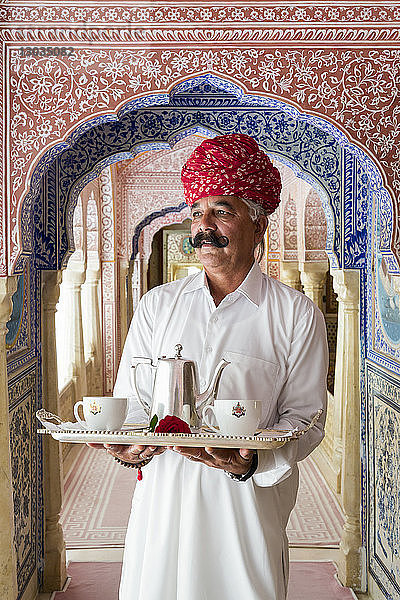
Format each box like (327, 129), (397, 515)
(149, 414), (158, 432)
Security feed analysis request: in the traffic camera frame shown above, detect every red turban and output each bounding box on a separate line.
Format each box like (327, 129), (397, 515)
(181, 134), (282, 214)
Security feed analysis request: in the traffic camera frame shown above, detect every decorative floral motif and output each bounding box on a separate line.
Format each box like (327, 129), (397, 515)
(5, 46), (399, 272)
(304, 189), (327, 260)
(1, 11), (398, 599)
(283, 196), (298, 259)
(2, 5), (400, 24)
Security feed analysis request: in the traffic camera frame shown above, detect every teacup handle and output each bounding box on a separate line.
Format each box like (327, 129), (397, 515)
(73, 401), (88, 429)
(131, 358), (153, 417)
(202, 405), (219, 433)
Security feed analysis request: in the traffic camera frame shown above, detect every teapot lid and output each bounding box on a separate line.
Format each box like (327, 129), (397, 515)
(174, 344), (183, 359)
(158, 344), (192, 363)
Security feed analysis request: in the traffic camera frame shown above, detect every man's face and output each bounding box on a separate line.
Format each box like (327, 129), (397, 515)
(190, 195), (266, 273)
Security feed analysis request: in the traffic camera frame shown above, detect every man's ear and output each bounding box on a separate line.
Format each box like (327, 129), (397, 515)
(254, 215), (268, 242)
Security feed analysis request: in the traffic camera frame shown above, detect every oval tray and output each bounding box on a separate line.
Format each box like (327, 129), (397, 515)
(37, 428), (292, 450)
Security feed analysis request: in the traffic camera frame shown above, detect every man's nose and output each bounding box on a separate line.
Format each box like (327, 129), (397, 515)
(198, 211), (217, 231)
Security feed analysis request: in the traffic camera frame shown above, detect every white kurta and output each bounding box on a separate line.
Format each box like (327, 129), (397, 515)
(114, 262), (328, 600)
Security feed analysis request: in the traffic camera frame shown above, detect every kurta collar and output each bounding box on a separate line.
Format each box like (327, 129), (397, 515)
(236, 261), (263, 307)
(183, 261), (263, 307)
(182, 269), (208, 294)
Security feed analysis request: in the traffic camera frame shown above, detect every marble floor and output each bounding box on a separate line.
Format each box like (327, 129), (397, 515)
(37, 547), (346, 600)
(37, 449), (356, 599)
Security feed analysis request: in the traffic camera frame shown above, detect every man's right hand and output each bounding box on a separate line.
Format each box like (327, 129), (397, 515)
(87, 443), (165, 464)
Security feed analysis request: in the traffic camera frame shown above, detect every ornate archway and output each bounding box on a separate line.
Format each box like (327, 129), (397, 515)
(24, 75), (378, 274)
(4, 72), (399, 600)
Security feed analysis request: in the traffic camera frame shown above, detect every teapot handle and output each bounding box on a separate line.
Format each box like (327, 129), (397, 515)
(131, 358), (153, 417)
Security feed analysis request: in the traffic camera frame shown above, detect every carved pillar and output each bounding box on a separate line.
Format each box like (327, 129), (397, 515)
(119, 258), (129, 351)
(0, 276), (18, 600)
(332, 269), (362, 589)
(83, 265), (103, 395)
(141, 257), (149, 296)
(126, 260), (134, 326)
(132, 256), (147, 312)
(279, 261), (302, 290)
(332, 280), (345, 492)
(41, 271), (67, 592)
(62, 261), (87, 401)
(299, 261), (329, 311)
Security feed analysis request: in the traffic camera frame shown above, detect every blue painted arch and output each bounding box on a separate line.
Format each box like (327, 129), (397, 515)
(20, 73), (391, 275)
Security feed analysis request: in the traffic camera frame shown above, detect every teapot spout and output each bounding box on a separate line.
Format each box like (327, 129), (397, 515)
(197, 358), (230, 414)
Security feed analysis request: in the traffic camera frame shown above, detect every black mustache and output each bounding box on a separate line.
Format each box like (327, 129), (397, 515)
(189, 232), (229, 248)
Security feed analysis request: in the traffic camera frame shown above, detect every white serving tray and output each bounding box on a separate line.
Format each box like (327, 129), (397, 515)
(37, 427), (291, 450)
(36, 408), (322, 450)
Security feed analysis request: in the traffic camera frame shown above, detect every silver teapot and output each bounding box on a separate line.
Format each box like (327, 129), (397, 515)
(131, 344), (230, 430)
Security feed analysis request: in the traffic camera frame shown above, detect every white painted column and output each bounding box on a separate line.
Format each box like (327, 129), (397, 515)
(118, 258), (129, 351)
(61, 259), (87, 402)
(126, 260), (134, 327)
(141, 257), (149, 296)
(82, 265), (103, 395)
(279, 261), (302, 290)
(0, 276), (18, 600)
(299, 260), (329, 311)
(331, 275), (345, 492)
(41, 271), (67, 592)
(132, 256), (146, 312)
(332, 269), (362, 589)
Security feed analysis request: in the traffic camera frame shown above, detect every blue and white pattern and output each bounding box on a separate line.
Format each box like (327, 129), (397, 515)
(7, 260), (43, 597)
(366, 363), (400, 600)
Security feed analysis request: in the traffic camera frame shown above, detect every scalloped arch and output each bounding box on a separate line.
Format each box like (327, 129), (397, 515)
(19, 73), (393, 274)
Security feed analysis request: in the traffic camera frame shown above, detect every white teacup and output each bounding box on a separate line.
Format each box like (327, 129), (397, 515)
(73, 397), (128, 431)
(202, 400), (262, 436)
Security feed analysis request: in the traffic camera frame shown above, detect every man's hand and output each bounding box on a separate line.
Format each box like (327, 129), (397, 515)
(172, 446), (254, 475)
(87, 443), (165, 463)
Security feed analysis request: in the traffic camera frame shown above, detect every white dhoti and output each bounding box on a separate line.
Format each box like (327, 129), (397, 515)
(114, 263), (328, 600)
(120, 452), (299, 600)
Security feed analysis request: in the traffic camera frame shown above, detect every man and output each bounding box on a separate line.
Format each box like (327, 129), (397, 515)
(104, 134), (328, 599)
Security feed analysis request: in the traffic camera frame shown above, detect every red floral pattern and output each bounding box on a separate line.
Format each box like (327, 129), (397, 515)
(181, 134), (282, 214)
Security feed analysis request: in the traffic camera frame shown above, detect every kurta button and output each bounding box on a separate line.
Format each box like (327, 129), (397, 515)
(206, 346), (213, 353)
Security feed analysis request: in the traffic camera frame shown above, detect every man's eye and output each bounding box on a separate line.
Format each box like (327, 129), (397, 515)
(192, 211), (201, 218)
(216, 209), (228, 215)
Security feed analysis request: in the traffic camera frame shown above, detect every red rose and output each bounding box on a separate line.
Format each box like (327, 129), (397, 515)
(155, 415), (191, 434)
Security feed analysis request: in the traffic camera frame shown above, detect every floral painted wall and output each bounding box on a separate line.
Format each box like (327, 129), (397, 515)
(1, 3), (400, 599)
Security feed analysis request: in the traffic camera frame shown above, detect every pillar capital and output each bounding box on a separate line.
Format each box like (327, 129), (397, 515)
(42, 270), (62, 309)
(331, 269), (360, 305)
(62, 265), (86, 287)
(85, 267), (101, 283)
(299, 261), (329, 310)
(299, 260), (329, 274)
(279, 261), (301, 291)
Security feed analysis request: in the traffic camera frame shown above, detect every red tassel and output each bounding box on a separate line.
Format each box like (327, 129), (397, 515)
(137, 468), (143, 481)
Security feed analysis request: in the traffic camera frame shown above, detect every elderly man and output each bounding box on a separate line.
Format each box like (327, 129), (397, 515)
(105, 134), (328, 600)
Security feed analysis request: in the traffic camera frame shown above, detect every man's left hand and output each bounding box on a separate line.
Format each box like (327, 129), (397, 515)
(172, 446), (254, 475)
